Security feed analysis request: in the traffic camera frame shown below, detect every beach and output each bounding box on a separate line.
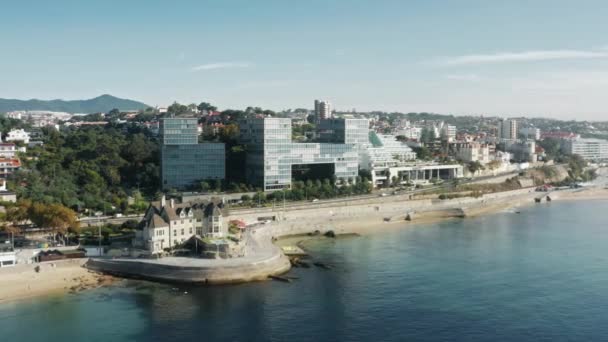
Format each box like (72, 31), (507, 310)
(0, 259), (114, 303)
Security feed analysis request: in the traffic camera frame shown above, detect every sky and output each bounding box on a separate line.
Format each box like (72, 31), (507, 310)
(1, 0), (608, 120)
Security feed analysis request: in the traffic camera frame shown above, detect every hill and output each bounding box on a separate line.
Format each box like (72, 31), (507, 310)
(0, 94), (149, 114)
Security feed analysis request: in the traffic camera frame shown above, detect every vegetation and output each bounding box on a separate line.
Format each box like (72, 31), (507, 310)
(1, 200), (79, 242)
(9, 124), (160, 213)
(237, 178), (373, 207)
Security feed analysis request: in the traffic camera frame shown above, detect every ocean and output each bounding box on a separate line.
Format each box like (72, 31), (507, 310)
(1, 200), (608, 341)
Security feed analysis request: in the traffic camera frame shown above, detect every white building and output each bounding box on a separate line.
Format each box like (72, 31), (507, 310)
(138, 196), (226, 254)
(441, 124), (457, 142)
(0, 244), (15, 268)
(453, 142), (491, 164)
(395, 126), (423, 141)
(370, 163), (464, 188)
(499, 119), (518, 141)
(520, 127), (541, 140)
(0, 143), (20, 158)
(564, 138), (608, 161)
(5, 129), (31, 144)
(360, 132), (417, 170)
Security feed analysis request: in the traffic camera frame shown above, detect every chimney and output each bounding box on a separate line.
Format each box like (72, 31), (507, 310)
(170, 198), (175, 208)
(161, 195), (166, 208)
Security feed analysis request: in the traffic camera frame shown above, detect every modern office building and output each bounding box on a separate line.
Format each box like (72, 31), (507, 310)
(499, 119), (518, 141)
(314, 100), (332, 123)
(564, 138), (608, 161)
(160, 118), (225, 190)
(317, 118), (370, 146)
(239, 118), (359, 191)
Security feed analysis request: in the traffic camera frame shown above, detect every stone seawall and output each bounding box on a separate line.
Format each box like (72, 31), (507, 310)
(86, 252), (291, 285)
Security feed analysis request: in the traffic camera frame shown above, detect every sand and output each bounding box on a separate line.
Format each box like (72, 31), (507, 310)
(0, 259), (115, 304)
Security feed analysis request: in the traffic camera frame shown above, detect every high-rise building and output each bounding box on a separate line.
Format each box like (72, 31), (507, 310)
(564, 139), (608, 161)
(160, 118), (225, 190)
(314, 100), (332, 122)
(499, 119), (518, 141)
(239, 118), (359, 191)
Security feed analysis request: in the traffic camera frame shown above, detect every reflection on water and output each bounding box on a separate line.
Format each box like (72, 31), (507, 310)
(2, 201), (608, 342)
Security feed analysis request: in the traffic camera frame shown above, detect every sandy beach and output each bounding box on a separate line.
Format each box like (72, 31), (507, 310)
(0, 259), (114, 304)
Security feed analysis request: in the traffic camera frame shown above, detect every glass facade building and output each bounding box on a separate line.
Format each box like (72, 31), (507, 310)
(239, 118), (359, 191)
(160, 118), (225, 189)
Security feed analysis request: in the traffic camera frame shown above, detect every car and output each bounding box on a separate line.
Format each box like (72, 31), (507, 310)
(311, 198), (319, 202)
(379, 193), (388, 197)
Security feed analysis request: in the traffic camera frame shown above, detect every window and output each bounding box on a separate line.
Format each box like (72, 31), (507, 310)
(181, 229), (184, 235)
(189, 228), (193, 234)
(173, 230), (177, 236)
(2, 260), (14, 266)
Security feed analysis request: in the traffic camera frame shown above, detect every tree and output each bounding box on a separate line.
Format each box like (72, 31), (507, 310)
(413, 146), (432, 160)
(468, 161), (485, 174)
(167, 102), (189, 116)
(197, 102), (217, 113)
(200, 181), (210, 192)
(107, 108), (120, 118)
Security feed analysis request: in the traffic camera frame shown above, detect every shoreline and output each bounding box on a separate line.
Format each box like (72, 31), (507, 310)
(2, 186), (607, 304)
(0, 259), (115, 304)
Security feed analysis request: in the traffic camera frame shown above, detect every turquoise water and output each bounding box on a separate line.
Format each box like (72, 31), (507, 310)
(2, 200), (608, 341)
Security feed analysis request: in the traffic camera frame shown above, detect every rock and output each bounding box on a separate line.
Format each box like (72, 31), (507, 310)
(324, 230), (336, 238)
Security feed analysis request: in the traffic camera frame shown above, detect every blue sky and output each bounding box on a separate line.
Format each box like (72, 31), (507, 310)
(2, 0), (608, 120)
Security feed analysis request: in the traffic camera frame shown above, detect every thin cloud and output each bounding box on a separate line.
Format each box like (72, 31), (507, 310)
(445, 73), (482, 82)
(436, 49), (608, 66)
(191, 62), (252, 71)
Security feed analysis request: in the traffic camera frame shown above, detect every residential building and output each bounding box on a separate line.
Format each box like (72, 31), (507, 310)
(505, 140), (537, 163)
(499, 119), (518, 141)
(0, 158), (20, 177)
(452, 142), (491, 164)
(138, 196), (226, 254)
(0, 143), (21, 159)
(0, 179), (16, 203)
(160, 118), (225, 190)
(520, 127), (541, 140)
(314, 99), (332, 123)
(239, 117), (359, 191)
(441, 124), (457, 142)
(5, 129), (30, 144)
(395, 126), (423, 141)
(563, 138), (608, 161)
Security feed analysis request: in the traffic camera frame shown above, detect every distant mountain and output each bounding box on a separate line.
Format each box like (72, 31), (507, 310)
(0, 94), (149, 114)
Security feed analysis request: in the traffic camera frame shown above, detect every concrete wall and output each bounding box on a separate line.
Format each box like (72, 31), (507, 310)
(86, 253), (290, 284)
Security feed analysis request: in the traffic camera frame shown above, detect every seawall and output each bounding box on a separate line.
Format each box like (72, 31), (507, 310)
(86, 252), (291, 285)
